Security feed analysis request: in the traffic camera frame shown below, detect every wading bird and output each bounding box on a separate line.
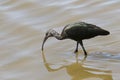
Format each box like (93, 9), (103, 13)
(42, 22), (110, 57)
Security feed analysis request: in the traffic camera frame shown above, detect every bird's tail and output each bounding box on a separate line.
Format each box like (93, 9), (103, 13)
(98, 28), (110, 35)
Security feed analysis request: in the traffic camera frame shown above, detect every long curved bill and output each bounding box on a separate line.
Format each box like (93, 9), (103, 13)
(42, 36), (48, 51)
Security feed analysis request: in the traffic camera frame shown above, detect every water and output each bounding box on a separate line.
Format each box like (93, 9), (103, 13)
(0, 0), (120, 80)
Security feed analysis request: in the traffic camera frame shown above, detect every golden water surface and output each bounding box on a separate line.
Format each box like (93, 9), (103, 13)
(0, 0), (120, 80)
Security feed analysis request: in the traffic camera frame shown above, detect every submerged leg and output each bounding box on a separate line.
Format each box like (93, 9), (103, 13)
(74, 42), (79, 53)
(79, 40), (87, 57)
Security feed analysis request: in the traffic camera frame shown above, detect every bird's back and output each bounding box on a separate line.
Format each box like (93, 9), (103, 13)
(62, 22), (109, 41)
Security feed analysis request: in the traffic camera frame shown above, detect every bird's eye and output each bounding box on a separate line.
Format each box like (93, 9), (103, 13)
(46, 33), (48, 36)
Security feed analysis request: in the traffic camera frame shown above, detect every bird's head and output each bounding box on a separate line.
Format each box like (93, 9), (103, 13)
(42, 29), (54, 51)
(45, 29), (54, 37)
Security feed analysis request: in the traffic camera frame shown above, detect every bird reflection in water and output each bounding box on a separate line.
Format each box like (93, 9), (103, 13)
(42, 51), (113, 80)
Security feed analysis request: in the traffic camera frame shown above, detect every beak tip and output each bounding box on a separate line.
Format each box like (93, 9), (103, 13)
(41, 47), (44, 51)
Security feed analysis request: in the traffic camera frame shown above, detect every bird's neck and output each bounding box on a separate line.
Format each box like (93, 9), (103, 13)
(51, 30), (64, 40)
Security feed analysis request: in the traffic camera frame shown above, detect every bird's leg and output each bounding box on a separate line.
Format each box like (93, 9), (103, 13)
(74, 42), (79, 53)
(79, 41), (87, 57)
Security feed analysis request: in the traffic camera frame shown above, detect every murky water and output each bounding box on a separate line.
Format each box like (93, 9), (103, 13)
(0, 0), (120, 80)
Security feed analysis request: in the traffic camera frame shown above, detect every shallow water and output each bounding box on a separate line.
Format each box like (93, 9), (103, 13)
(0, 0), (120, 80)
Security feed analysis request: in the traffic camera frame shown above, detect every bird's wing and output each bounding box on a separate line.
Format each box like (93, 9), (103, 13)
(60, 24), (70, 38)
(60, 22), (88, 38)
(62, 22), (88, 32)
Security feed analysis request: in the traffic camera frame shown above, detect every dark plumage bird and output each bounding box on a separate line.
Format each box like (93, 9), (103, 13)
(42, 22), (110, 57)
